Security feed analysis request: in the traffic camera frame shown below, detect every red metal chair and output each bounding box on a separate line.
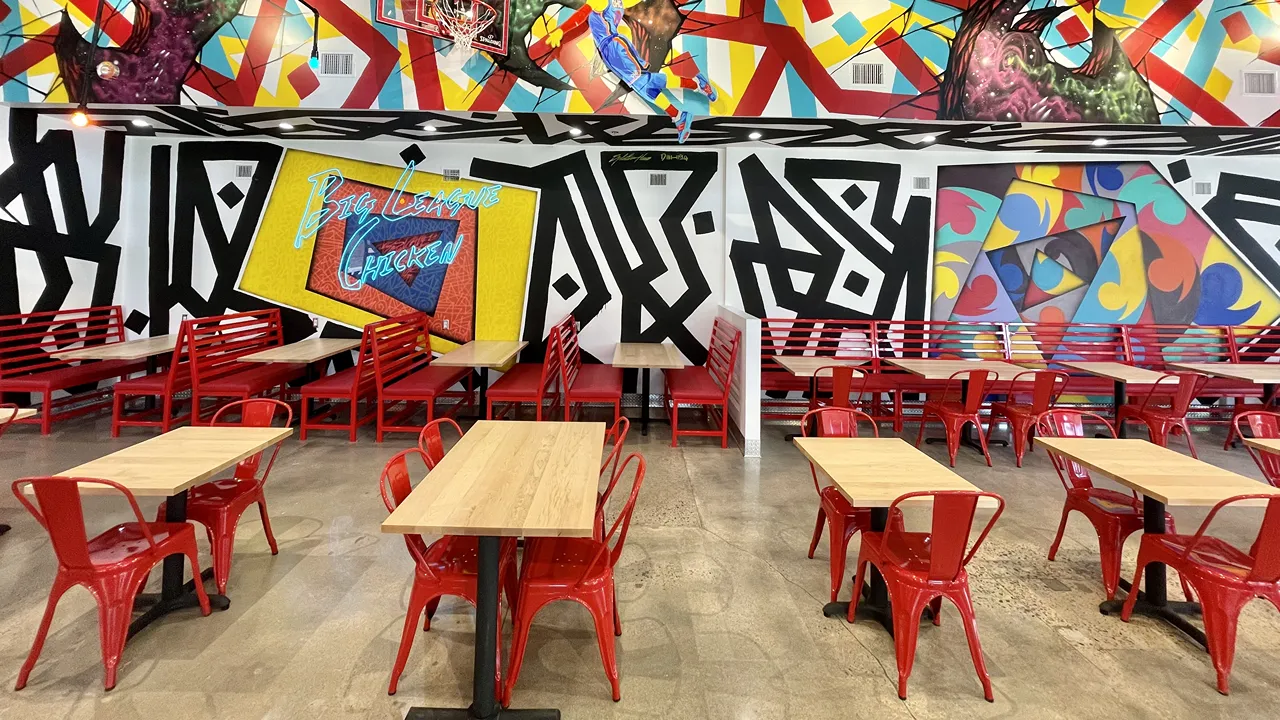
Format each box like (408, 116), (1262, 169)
(914, 369), (998, 467)
(504, 453), (646, 705)
(1116, 371), (1208, 458)
(1121, 493), (1280, 695)
(596, 417), (630, 541)
(847, 490), (1005, 701)
(988, 370), (1068, 467)
(1238, 411), (1280, 486)
(11, 477), (211, 690)
(800, 406), (891, 602)
(417, 417), (464, 469)
(812, 364), (865, 410)
(1037, 409), (1191, 601)
(156, 399), (291, 594)
(380, 449), (518, 696)
(0, 402), (21, 438)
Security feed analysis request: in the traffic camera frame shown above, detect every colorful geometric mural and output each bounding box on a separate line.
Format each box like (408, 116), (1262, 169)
(932, 162), (1280, 330)
(6, 0), (1280, 125)
(237, 149), (539, 350)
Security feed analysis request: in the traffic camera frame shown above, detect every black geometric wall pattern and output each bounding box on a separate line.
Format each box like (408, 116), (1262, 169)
(0, 108), (125, 316)
(470, 149), (718, 366)
(33, 105), (1280, 155)
(1203, 172), (1280, 306)
(730, 154), (931, 321)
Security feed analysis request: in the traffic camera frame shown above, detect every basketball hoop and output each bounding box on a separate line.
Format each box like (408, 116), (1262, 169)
(434, 0), (497, 71)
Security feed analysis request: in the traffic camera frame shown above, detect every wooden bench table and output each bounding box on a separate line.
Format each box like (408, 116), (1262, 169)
(793, 437), (992, 635)
(612, 343), (687, 436)
(434, 341), (528, 421)
(1036, 437), (1280, 649)
(55, 425), (292, 636)
(1054, 361), (1167, 438)
(382, 420), (602, 720)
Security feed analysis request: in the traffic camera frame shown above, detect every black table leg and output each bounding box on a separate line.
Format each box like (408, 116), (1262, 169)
(477, 368), (489, 421)
(640, 368), (650, 437)
(1099, 495), (1205, 649)
(822, 508), (921, 636)
(1111, 380), (1128, 439)
(404, 536), (559, 720)
(305, 362), (320, 419)
(1265, 383), (1276, 408)
(785, 376), (819, 442)
(143, 355), (158, 412)
(128, 490), (230, 638)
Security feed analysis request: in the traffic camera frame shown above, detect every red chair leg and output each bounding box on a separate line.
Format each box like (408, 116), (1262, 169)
(503, 595), (550, 707)
(207, 512), (239, 595)
(388, 577), (434, 695)
(1047, 505), (1071, 561)
(889, 583), (931, 700)
(1178, 420), (1198, 458)
(847, 557), (868, 623)
(41, 390), (52, 435)
(943, 417), (962, 467)
(1093, 519), (1132, 602)
(422, 597), (441, 631)
(950, 586), (994, 702)
(587, 589), (621, 701)
(257, 496), (279, 555)
(807, 506), (826, 560)
(15, 573), (72, 690)
(611, 581), (621, 637)
(670, 401), (679, 448)
(1199, 584), (1252, 695)
(93, 566), (152, 690)
(971, 418), (993, 467)
(825, 513), (853, 603)
(1010, 416), (1030, 467)
(929, 596), (943, 626)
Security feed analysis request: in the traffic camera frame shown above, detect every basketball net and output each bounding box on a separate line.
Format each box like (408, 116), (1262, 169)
(435, 0), (495, 72)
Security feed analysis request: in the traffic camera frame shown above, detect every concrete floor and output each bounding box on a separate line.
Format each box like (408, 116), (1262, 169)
(1, 411), (1279, 719)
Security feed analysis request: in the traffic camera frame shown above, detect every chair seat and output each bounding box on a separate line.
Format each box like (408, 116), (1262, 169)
(519, 536), (611, 589)
(924, 400), (979, 415)
(1155, 535), (1255, 581)
(1080, 487), (1140, 515)
(200, 363), (305, 395)
(990, 400), (1035, 417)
(384, 365), (470, 399)
(87, 522), (188, 566)
(820, 485), (862, 516)
(188, 478), (260, 510)
(1118, 404), (1185, 422)
(488, 364), (546, 400)
(0, 359), (145, 391)
(665, 366), (724, 401)
(301, 366), (359, 396)
(568, 364), (622, 399)
(422, 535), (516, 577)
(860, 530), (955, 579)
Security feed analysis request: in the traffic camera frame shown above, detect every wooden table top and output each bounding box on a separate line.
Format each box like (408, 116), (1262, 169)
(2, 407), (35, 422)
(886, 358), (1026, 381)
(1035, 437), (1280, 506)
(772, 356), (866, 378)
(434, 340), (529, 368)
(239, 338), (360, 364)
(1054, 361), (1167, 384)
(611, 343), (688, 369)
(52, 335), (178, 361)
(793, 437), (995, 508)
(1244, 438), (1280, 454)
(1168, 362), (1280, 384)
(55, 426), (293, 497)
(381, 421), (604, 537)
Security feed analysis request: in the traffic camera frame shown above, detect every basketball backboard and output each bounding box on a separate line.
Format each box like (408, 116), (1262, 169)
(375, 0), (510, 55)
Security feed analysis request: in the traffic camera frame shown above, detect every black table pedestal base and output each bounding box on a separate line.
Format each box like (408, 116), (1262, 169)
(130, 566), (229, 638)
(1099, 579), (1206, 650)
(406, 708), (560, 720)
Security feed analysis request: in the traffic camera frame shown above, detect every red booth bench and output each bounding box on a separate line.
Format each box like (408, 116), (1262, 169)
(370, 312), (472, 442)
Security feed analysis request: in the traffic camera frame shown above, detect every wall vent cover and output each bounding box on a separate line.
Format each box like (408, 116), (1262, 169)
(1194, 181), (1214, 196)
(912, 176), (931, 191)
(650, 173), (668, 186)
(318, 52), (355, 77)
(234, 164), (255, 179)
(850, 63), (885, 86)
(1243, 71), (1277, 95)
(442, 168), (461, 181)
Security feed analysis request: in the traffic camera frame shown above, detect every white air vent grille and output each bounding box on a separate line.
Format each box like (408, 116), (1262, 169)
(318, 52), (355, 77)
(850, 63), (885, 86)
(1194, 181), (1214, 196)
(235, 164), (254, 179)
(442, 168), (461, 181)
(912, 176), (931, 191)
(1243, 71), (1277, 95)
(650, 173), (667, 186)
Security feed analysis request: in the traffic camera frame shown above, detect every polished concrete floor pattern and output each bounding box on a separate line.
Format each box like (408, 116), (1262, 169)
(1, 414), (1279, 719)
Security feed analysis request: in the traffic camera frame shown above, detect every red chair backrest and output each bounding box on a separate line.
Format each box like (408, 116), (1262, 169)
(1035, 409), (1118, 492)
(11, 477), (156, 571)
(1140, 372), (1206, 415)
(801, 406), (879, 440)
(186, 310), (285, 387)
(1179, 494), (1280, 583)
(0, 305), (127, 378)
(940, 369), (996, 414)
(706, 318), (741, 400)
(370, 312), (433, 388)
(812, 365), (865, 408)
(598, 417), (631, 510)
(883, 490), (1005, 582)
(418, 418), (463, 469)
(1239, 411), (1280, 487)
(597, 453), (646, 573)
(211, 398), (292, 484)
(1006, 370), (1068, 412)
(379, 449), (432, 570)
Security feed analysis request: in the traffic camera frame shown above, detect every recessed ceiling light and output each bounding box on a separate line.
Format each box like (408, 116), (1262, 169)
(278, 122), (294, 130)
(569, 127), (582, 136)
(131, 119), (149, 127)
(424, 125), (437, 132)
(1091, 137), (1108, 147)
(922, 135), (936, 143)
(748, 132), (762, 140)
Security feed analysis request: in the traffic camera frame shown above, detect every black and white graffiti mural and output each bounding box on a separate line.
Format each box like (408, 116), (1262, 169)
(725, 150), (932, 322)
